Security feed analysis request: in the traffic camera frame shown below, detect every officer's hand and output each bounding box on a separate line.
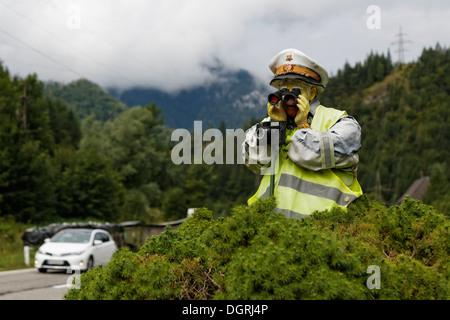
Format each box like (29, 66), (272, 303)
(267, 101), (287, 122)
(295, 94), (310, 128)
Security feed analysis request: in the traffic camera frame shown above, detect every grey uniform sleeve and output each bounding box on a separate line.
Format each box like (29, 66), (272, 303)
(241, 123), (272, 174)
(287, 116), (361, 172)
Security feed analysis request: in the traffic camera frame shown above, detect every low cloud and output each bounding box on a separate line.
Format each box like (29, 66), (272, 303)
(0, 0), (448, 92)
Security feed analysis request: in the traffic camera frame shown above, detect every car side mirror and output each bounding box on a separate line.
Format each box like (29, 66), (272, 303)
(44, 238), (50, 243)
(94, 240), (102, 246)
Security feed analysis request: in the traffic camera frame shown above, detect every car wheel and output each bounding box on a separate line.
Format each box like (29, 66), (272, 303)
(38, 268), (47, 273)
(87, 256), (94, 270)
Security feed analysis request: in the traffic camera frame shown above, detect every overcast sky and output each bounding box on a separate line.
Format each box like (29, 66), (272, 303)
(0, 0), (449, 93)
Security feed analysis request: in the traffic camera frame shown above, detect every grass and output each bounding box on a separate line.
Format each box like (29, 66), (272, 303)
(0, 249), (38, 271)
(0, 216), (35, 271)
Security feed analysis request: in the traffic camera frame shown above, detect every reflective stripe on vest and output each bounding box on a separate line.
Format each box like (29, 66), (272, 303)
(278, 173), (358, 205)
(257, 173), (358, 206)
(248, 105), (363, 217)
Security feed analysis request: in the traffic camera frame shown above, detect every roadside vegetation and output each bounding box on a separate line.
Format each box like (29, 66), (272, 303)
(0, 216), (35, 271)
(65, 196), (449, 300)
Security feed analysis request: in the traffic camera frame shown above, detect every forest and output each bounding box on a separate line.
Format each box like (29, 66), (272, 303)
(0, 44), (448, 225)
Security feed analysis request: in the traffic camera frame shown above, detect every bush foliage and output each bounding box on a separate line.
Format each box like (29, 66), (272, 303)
(65, 196), (449, 300)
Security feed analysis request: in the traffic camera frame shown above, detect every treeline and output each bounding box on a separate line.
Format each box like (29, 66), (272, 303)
(0, 63), (255, 224)
(45, 79), (128, 122)
(322, 51), (394, 98)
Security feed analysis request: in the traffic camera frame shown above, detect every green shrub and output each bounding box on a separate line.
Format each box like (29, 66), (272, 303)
(65, 196), (450, 300)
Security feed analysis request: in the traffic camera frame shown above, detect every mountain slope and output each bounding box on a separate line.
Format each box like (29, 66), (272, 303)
(45, 79), (128, 122)
(111, 69), (269, 130)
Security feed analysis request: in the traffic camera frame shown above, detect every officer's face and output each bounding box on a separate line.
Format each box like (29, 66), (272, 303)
(279, 81), (306, 118)
(277, 80), (316, 118)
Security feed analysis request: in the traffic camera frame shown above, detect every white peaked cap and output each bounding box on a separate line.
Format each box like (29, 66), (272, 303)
(269, 48), (329, 89)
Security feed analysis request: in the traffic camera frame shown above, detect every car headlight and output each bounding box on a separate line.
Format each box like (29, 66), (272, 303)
(61, 251), (85, 256)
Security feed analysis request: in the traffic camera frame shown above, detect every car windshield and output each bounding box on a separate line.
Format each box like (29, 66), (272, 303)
(51, 229), (92, 243)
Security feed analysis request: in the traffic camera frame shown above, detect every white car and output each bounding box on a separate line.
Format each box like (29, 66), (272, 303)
(34, 228), (117, 273)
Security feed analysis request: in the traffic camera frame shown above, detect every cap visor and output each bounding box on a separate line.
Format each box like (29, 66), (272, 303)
(270, 74), (324, 87)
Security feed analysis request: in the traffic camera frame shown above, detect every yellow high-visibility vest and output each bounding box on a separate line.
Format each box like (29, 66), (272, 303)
(248, 105), (363, 218)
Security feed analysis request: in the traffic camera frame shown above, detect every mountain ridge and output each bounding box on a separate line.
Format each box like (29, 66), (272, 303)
(109, 68), (269, 130)
(45, 79), (128, 123)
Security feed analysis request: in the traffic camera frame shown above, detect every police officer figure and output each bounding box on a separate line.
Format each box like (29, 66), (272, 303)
(243, 48), (363, 218)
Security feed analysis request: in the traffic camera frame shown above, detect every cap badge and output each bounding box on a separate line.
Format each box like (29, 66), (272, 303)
(286, 55), (293, 61)
(283, 65), (294, 72)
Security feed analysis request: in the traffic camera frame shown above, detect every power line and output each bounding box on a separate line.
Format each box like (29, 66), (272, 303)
(40, 2), (165, 77)
(391, 26), (412, 65)
(1, 58), (65, 71)
(0, 43), (153, 74)
(0, 28), (86, 79)
(0, 2), (139, 86)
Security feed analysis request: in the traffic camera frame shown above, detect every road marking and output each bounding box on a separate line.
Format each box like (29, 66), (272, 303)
(0, 268), (35, 276)
(53, 284), (69, 289)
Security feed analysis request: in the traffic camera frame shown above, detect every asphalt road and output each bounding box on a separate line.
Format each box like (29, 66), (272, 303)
(0, 268), (71, 300)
